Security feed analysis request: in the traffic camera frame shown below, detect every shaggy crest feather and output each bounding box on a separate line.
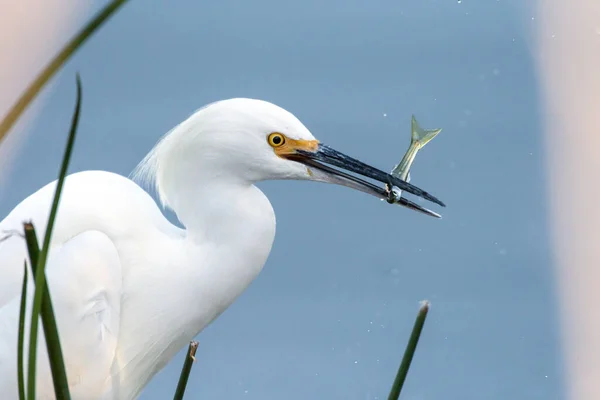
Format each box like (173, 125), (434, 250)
(130, 102), (218, 208)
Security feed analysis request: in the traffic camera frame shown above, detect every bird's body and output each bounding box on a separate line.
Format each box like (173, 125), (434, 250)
(0, 98), (443, 399)
(0, 169), (275, 399)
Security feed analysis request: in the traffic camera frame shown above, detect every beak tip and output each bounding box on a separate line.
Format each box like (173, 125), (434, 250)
(394, 196), (443, 218)
(430, 194), (446, 208)
(429, 210), (443, 219)
(426, 195), (446, 208)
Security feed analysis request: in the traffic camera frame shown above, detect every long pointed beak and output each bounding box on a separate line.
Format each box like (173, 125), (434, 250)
(284, 143), (445, 216)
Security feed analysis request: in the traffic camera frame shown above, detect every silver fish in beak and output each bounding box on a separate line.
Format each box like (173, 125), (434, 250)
(386, 115), (442, 218)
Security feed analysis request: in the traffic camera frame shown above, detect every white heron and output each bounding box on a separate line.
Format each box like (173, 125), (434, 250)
(0, 98), (443, 399)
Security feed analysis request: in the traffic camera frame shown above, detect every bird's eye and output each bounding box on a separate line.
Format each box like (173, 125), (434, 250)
(267, 132), (286, 147)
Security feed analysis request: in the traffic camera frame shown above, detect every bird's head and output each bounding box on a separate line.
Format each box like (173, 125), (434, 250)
(133, 98), (444, 216)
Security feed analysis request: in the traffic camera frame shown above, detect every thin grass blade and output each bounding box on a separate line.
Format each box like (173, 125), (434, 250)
(26, 75), (81, 400)
(23, 222), (39, 273)
(23, 222), (70, 400)
(0, 0), (130, 144)
(387, 300), (430, 400)
(17, 262), (28, 400)
(173, 341), (199, 400)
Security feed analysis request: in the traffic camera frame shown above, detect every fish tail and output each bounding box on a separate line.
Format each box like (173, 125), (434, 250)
(411, 115), (442, 149)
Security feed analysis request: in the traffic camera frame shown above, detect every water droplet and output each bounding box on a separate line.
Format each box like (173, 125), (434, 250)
(457, 0), (461, 3)
(383, 113), (387, 117)
(354, 360), (358, 364)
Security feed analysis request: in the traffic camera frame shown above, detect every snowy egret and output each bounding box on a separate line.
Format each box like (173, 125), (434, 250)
(0, 98), (444, 399)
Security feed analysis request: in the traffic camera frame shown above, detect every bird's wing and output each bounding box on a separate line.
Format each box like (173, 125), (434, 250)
(0, 185), (123, 399)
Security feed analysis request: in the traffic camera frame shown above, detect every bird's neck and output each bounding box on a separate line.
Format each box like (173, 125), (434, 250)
(169, 177), (278, 332)
(176, 179), (270, 242)
(175, 179), (278, 316)
(116, 178), (277, 397)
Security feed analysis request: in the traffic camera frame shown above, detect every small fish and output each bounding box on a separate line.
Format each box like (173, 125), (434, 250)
(386, 115), (442, 218)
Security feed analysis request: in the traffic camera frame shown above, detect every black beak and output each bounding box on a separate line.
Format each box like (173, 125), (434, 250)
(285, 144), (445, 217)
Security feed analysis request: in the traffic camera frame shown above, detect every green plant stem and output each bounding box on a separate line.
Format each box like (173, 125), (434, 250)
(23, 223), (40, 273)
(26, 76), (81, 400)
(0, 0), (130, 144)
(387, 301), (430, 400)
(23, 222), (70, 400)
(17, 263), (28, 400)
(173, 341), (199, 400)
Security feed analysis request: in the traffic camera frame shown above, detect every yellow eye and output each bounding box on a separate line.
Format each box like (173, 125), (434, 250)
(267, 132), (286, 147)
